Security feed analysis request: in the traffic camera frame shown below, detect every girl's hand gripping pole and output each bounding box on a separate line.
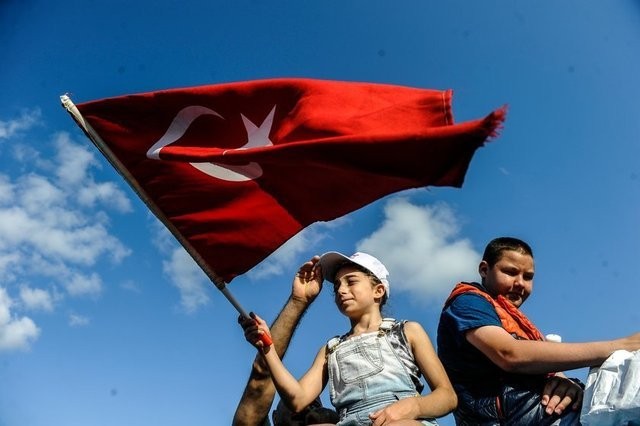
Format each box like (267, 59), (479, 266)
(247, 312), (273, 347)
(215, 280), (272, 347)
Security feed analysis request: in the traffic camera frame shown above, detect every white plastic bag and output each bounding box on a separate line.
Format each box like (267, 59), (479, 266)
(580, 350), (640, 425)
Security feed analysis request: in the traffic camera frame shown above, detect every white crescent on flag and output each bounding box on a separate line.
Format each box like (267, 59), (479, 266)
(146, 105), (276, 182)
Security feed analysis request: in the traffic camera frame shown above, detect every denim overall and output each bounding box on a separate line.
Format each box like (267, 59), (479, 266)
(326, 319), (438, 426)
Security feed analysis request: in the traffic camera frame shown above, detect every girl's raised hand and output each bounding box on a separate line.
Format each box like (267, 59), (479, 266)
(292, 255), (323, 304)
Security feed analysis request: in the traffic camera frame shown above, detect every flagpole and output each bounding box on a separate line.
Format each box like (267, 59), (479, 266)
(59, 95), (270, 343)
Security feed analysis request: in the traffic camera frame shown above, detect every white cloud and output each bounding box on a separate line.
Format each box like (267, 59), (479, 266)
(0, 111), (137, 348)
(249, 228), (318, 279)
(77, 182), (132, 212)
(152, 217), (215, 313)
(54, 133), (97, 185)
(149, 215), (176, 255)
(11, 143), (52, 171)
(64, 272), (102, 297)
(69, 313), (90, 327)
(18, 174), (65, 213)
(121, 279), (142, 293)
(0, 109), (41, 140)
(248, 220), (342, 280)
(163, 247), (210, 313)
(0, 205), (129, 265)
(0, 133), (132, 274)
(19, 286), (55, 312)
(53, 133), (132, 213)
(0, 252), (22, 281)
(0, 287), (40, 351)
(0, 175), (14, 203)
(357, 198), (480, 306)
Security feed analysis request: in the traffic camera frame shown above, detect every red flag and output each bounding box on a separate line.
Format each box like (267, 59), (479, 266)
(67, 78), (505, 282)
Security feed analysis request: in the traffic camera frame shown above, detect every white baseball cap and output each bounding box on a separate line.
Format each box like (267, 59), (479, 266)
(319, 251), (390, 297)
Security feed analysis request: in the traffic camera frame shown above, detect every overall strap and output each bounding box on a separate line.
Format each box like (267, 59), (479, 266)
(378, 318), (396, 336)
(326, 318), (398, 354)
(326, 336), (341, 354)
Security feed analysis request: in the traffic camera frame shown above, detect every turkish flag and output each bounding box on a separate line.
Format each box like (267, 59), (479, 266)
(70, 78), (505, 282)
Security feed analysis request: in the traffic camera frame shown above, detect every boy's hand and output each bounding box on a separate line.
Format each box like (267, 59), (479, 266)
(541, 375), (583, 416)
(291, 255), (323, 305)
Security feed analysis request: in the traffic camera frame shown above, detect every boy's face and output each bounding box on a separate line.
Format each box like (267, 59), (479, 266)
(479, 249), (534, 308)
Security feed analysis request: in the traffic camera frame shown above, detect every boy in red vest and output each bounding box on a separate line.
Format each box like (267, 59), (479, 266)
(437, 237), (640, 425)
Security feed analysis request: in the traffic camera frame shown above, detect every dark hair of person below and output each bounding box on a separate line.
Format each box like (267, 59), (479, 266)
(271, 399), (339, 426)
(482, 237), (533, 267)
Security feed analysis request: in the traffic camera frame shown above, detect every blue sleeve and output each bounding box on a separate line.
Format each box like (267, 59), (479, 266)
(445, 293), (501, 345)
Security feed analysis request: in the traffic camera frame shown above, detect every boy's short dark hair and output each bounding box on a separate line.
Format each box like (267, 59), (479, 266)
(482, 237), (533, 267)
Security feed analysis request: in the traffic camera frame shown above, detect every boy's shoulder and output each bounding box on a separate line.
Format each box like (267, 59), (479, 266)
(445, 282), (495, 309)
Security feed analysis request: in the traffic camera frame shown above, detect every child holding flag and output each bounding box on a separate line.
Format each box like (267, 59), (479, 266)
(240, 252), (457, 425)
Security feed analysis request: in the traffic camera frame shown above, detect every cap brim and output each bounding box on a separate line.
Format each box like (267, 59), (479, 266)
(318, 251), (352, 283)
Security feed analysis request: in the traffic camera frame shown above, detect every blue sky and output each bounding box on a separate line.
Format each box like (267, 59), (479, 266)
(2, 1), (640, 425)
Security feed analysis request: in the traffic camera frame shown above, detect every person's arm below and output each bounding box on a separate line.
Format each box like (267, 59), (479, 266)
(232, 364), (273, 426)
(243, 313), (328, 412)
(369, 321), (458, 424)
(232, 257), (323, 425)
(232, 297), (311, 425)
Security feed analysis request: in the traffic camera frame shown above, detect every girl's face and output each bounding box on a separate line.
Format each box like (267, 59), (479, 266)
(479, 249), (534, 308)
(333, 265), (385, 316)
